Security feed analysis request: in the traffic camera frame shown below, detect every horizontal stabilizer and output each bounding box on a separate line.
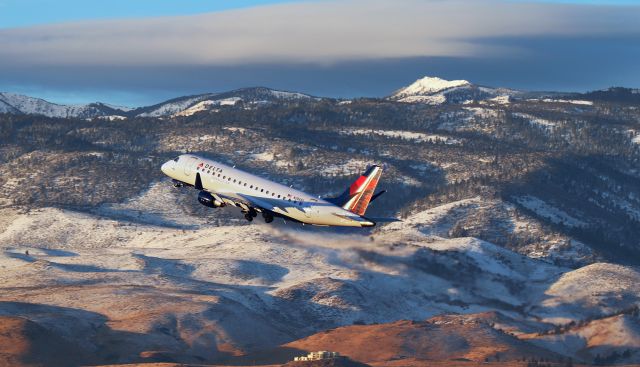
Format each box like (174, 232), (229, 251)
(370, 190), (386, 203)
(367, 217), (402, 223)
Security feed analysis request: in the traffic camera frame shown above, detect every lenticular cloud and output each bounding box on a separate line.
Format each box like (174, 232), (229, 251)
(0, 0), (639, 67)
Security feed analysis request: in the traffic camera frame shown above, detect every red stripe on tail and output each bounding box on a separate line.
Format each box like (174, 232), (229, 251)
(347, 166), (382, 216)
(350, 176), (367, 195)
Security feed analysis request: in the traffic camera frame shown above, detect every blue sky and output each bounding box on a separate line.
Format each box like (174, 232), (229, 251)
(0, 0), (307, 28)
(1, 0), (639, 105)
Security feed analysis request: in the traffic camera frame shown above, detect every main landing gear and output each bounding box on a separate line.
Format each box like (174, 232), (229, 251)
(243, 210), (274, 223)
(244, 208), (258, 222)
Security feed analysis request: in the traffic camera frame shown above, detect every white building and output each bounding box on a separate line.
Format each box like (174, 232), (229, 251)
(294, 351), (340, 361)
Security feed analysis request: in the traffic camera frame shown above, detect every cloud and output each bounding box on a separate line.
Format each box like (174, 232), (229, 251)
(1, 0), (639, 104)
(1, 0), (639, 68)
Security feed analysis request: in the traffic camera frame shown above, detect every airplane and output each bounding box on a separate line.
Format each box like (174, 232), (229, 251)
(160, 154), (397, 227)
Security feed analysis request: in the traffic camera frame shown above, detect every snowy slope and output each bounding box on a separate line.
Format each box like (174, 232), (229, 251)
(134, 94), (215, 117)
(531, 263), (640, 324)
(526, 313), (640, 363)
(173, 97), (242, 117)
(0, 93), (130, 119)
(0, 98), (20, 114)
(1, 189), (640, 363)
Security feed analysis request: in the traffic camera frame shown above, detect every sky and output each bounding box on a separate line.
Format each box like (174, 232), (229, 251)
(0, 0), (639, 106)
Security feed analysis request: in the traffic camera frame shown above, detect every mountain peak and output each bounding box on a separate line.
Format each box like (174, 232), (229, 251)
(394, 76), (471, 98)
(387, 76), (521, 105)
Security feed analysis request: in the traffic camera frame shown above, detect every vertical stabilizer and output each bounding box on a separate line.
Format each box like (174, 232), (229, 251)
(326, 165), (383, 216)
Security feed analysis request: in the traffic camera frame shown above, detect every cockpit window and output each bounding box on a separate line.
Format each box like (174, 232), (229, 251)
(173, 156), (180, 162)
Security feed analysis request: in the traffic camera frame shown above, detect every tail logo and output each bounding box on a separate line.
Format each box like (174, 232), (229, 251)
(345, 166), (382, 216)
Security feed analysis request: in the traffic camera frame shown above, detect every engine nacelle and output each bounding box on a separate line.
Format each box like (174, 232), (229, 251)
(198, 191), (224, 208)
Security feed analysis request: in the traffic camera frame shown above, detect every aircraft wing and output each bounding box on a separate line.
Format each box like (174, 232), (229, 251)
(210, 190), (301, 221)
(236, 193), (302, 220)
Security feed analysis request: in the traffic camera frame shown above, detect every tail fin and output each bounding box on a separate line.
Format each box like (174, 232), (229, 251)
(326, 165), (383, 216)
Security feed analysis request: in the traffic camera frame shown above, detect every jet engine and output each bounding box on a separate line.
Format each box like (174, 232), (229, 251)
(198, 191), (224, 208)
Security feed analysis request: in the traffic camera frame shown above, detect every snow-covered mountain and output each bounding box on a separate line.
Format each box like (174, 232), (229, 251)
(2, 80), (634, 119)
(134, 87), (316, 118)
(0, 92), (130, 119)
(388, 76), (520, 105)
(0, 87), (317, 119)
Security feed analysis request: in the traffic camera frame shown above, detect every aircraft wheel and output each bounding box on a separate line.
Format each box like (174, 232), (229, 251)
(264, 215), (274, 223)
(244, 213), (253, 222)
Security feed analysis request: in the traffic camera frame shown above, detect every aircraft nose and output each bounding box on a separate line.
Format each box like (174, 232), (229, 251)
(161, 161), (172, 175)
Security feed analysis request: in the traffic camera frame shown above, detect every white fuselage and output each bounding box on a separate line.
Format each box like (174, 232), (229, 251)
(161, 154), (374, 227)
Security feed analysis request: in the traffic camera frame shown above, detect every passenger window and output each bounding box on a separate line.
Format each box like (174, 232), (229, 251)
(261, 189), (264, 192)
(250, 185), (253, 189)
(277, 195), (281, 198)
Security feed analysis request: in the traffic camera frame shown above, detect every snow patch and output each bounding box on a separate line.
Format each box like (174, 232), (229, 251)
(514, 195), (586, 228)
(173, 97), (241, 117)
(267, 90), (310, 99)
(250, 151), (275, 162)
(513, 112), (558, 130)
(396, 94), (447, 105)
(138, 96), (210, 117)
(538, 99), (594, 106)
(96, 115), (127, 121)
(463, 107), (501, 120)
(341, 129), (461, 145)
(321, 159), (371, 176)
(224, 127), (248, 133)
(485, 95), (511, 105)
